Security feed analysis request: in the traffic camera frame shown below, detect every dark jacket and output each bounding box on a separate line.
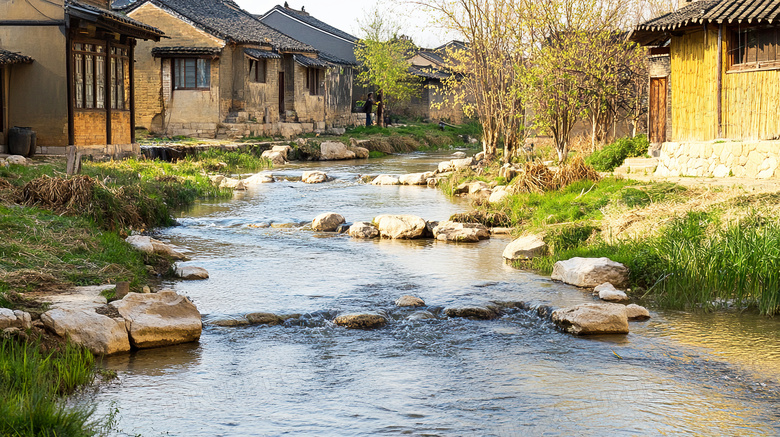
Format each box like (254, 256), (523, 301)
(363, 96), (375, 114)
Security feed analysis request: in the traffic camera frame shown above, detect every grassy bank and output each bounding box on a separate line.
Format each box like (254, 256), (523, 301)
(445, 150), (780, 315)
(0, 337), (111, 436)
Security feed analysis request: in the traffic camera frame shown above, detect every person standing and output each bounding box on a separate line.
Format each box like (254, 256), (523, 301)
(364, 92), (375, 127)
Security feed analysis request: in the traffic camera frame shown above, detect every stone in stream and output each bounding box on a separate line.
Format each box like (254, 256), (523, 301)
(407, 311), (436, 321)
(125, 236), (188, 260)
(211, 317), (250, 327)
(243, 173), (275, 185)
(432, 221), (490, 242)
(502, 235), (548, 261)
(40, 308), (130, 355)
(625, 304), (651, 321)
(551, 257), (629, 288)
(373, 214), (427, 239)
(399, 172), (434, 185)
(333, 313), (387, 329)
(395, 295), (425, 307)
(320, 141), (356, 160)
(452, 151), (467, 159)
(551, 303), (629, 335)
(175, 266), (209, 280)
(371, 174), (400, 185)
(302, 170), (328, 184)
(312, 212), (346, 232)
(246, 312), (284, 326)
(444, 306), (501, 320)
(110, 290), (202, 349)
(594, 282), (629, 303)
(348, 221), (379, 239)
(261, 150), (287, 165)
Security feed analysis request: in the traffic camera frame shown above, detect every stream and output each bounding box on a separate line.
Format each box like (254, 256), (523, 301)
(87, 151), (780, 436)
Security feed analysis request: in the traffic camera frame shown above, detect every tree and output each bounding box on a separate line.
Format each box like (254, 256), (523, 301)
(354, 9), (421, 127)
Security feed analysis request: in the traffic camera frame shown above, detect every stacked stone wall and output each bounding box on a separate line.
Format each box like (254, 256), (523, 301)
(655, 140), (780, 178)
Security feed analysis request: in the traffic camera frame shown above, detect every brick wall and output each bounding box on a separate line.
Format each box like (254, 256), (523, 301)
(292, 64), (325, 123)
(73, 111), (106, 146)
(112, 111), (131, 144)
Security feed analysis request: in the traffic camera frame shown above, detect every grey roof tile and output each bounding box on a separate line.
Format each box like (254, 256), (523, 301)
(0, 49), (33, 66)
(262, 5), (358, 43)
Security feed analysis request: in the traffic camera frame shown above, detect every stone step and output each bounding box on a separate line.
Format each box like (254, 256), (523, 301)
(614, 157), (658, 175)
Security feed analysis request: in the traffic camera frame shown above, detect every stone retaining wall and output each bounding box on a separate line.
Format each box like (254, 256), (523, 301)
(655, 140), (780, 179)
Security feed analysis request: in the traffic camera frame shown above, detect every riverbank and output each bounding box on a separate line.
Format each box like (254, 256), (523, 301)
(443, 151), (780, 315)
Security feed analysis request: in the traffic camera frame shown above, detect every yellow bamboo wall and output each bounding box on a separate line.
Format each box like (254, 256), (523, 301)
(671, 27), (780, 141)
(670, 30), (718, 141)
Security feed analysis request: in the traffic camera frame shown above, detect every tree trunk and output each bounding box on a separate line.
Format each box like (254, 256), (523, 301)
(376, 90), (384, 128)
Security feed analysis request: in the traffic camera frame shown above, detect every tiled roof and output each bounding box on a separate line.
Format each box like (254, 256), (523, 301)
(125, 0), (315, 52)
(152, 46), (222, 57)
(68, 0), (163, 38)
(409, 65), (450, 80)
(261, 5), (358, 43)
(0, 49), (33, 66)
(317, 51), (357, 67)
(293, 54), (331, 68)
(637, 0), (780, 33)
(244, 48), (282, 60)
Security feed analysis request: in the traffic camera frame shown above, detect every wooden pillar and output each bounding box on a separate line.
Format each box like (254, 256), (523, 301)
(130, 40), (136, 144)
(105, 36), (112, 145)
(65, 18), (75, 146)
(717, 24), (723, 138)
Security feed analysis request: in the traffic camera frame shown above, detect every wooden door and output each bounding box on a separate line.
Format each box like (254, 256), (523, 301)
(649, 77), (667, 143)
(278, 72), (285, 118)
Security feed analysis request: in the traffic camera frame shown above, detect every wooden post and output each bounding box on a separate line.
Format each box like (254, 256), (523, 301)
(717, 24), (723, 138)
(66, 145), (82, 175)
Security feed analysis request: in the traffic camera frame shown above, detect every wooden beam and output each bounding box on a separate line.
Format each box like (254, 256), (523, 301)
(717, 24), (723, 138)
(66, 19), (75, 146)
(105, 36), (112, 145)
(130, 40), (136, 144)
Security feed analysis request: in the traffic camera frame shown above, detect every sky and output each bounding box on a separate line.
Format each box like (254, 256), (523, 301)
(234, 0), (460, 48)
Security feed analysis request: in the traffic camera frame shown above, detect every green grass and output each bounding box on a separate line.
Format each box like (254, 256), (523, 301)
(530, 211), (780, 315)
(340, 120), (482, 151)
(0, 337), (112, 436)
(585, 135), (650, 172)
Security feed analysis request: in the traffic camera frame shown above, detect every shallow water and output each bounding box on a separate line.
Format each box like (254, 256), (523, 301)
(89, 152), (780, 436)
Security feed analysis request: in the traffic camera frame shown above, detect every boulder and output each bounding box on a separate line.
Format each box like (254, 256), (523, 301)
(175, 266), (210, 280)
(13, 310), (32, 329)
(6, 155), (28, 166)
(452, 157), (475, 170)
(333, 313), (387, 329)
(625, 304), (651, 321)
(0, 308), (18, 329)
(371, 174), (400, 185)
(320, 141), (356, 160)
(475, 152), (485, 161)
(40, 308), (130, 355)
(246, 312), (284, 326)
(395, 295), (425, 307)
(110, 290), (202, 349)
(312, 212), (346, 232)
(432, 221), (490, 242)
(211, 317), (250, 327)
(373, 214), (427, 239)
(399, 172), (434, 185)
(502, 235), (548, 261)
(594, 282), (629, 303)
(551, 257), (629, 288)
(488, 186), (511, 204)
(551, 303), (629, 335)
(444, 306), (500, 320)
(219, 177), (247, 190)
(468, 181), (490, 194)
(438, 161), (455, 173)
(271, 145), (292, 158)
(150, 239), (188, 260)
(261, 150), (287, 166)
(452, 151), (467, 159)
(347, 145), (370, 159)
(243, 173), (275, 186)
(302, 170), (328, 184)
(407, 311), (436, 321)
(348, 221), (379, 239)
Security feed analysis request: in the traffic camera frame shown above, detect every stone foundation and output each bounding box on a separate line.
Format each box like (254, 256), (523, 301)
(165, 113), (365, 140)
(37, 143), (140, 159)
(655, 140), (780, 179)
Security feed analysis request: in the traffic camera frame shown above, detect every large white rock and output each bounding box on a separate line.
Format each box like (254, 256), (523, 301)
(503, 235), (548, 261)
(40, 308), (130, 355)
(551, 303), (629, 335)
(371, 174), (400, 185)
(219, 177), (247, 190)
(432, 221), (490, 242)
(261, 150), (287, 166)
(438, 160), (455, 173)
(452, 151), (467, 159)
(625, 304), (651, 321)
(302, 170), (328, 184)
(125, 235), (154, 253)
(312, 212), (345, 232)
(347, 145), (370, 159)
(110, 290), (202, 349)
(595, 282), (629, 303)
(13, 310), (32, 329)
(551, 257), (629, 288)
(488, 186), (511, 204)
(320, 141), (356, 160)
(373, 214), (427, 239)
(399, 172), (434, 185)
(175, 266), (210, 280)
(348, 221), (379, 238)
(6, 155), (28, 165)
(0, 308), (18, 329)
(452, 157), (475, 170)
(271, 145), (292, 158)
(242, 173), (275, 186)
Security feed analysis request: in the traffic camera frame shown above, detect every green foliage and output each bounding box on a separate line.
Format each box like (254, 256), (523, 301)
(616, 182), (684, 208)
(0, 338), (110, 436)
(187, 147), (272, 174)
(544, 224), (599, 253)
(585, 135), (650, 171)
(368, 151), (387, 158)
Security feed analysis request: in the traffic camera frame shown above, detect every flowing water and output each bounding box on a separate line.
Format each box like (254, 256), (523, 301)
(89, 152), (780, 436)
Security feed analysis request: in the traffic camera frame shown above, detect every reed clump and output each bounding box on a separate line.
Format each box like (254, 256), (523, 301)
(509, 156), (601, 194)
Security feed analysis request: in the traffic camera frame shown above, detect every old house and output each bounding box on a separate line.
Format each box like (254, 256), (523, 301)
(0, 49), (34, 151)
(404, 41), (468, 123)
(258, 4), (359, 127)
(633, 0), (780, 178)
(0, 0), (163, 156)
(120, 0), (358, 139)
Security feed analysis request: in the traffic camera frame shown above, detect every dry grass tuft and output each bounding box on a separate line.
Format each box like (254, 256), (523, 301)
(19, 175), (96, 211)
(509, 156), (600, 194)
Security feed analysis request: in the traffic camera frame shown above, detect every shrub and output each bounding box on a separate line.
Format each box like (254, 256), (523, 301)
(586, 135), (650, 172)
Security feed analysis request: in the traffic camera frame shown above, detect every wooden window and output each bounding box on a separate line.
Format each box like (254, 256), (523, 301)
(110, 47), (129, 110)
(306, 68), (321, 95)
(173, 58), (210, 90)
(249, 59), (266, 83)
(73, 43), (106, 109)
(731, 26), (780, 71)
